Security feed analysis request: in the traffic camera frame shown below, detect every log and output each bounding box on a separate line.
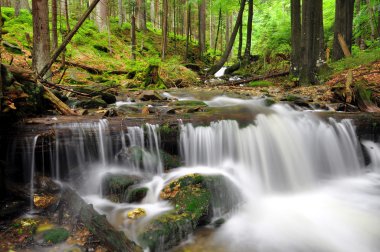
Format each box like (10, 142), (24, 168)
(61, 186), (142, 252)
(64, 61), (129, 75)
(4, 64), (36, 82)
(42, 86), (78, 115)
(220, 71), (289, 86)
(41, 79), (92, 97)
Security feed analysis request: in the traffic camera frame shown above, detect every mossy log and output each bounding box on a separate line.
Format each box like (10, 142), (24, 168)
(61, 186), (142, 252)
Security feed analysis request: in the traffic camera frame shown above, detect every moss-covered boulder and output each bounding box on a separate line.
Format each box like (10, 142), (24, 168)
(160, 150), (181, 170)
(126, 187), (149, 203)
(138, 174), (214, 251)
(43, 228), (70, 244)
(76, 97), (107, 109)
(101, 173), (143, 203)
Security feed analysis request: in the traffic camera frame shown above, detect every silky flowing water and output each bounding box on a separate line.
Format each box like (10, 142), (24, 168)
(16, 101), (380, 252)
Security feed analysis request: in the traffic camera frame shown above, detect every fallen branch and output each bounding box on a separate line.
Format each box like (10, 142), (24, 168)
(220, 71), (290, 86)
(42, 85), (78, 115)
(41, 79), (92, 97)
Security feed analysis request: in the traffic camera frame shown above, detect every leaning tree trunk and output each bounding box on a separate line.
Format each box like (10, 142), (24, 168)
(207, 0), (246, 76)
(291, 0), (301, 77)
(332, 0), (355, 61)
(32, 0), (51, 78)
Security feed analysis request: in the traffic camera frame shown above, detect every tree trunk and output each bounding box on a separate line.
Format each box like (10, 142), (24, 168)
(32, 0), (51, 78)
(198, 0), (206, 57)
(185, 1), (191, 60)
(237, 18), (243, 59)
(51, 0), (58, 50)
(366, 0), (376, 40)
(96, 0), (108, 32)
(316, 0), (325, 62)
(136, 0), (147, 30)
(332, 0), (355, 61)
(244, 0), (253, 63)
(14, 0), (20, 17)
(161, 0), (168, 60)
(291, 0), (301, 77)
(207, 0), (247, 75)
(118, 0), (124, 26)
(214, 7), (222, 54)
(131, 13), (137, 60)
(355, 0), (361, 46)
(21, 0), (31, 12)
(299, 0), (322, 85)
(150, 0), (155, 25)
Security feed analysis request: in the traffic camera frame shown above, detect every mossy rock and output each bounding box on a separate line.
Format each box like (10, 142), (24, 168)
(138, 174), (212, 251)
(126, 187), (148, 203)
(101, 173), (142, 202)
(160, 150), (181, 170)
(76, 97), (107, 109)
(43, 228), (70, 244)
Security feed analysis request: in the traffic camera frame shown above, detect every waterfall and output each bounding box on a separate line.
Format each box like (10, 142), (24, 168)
(180, 110), (363, 193)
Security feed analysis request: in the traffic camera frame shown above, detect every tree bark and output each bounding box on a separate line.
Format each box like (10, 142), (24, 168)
(32, 0), (51, 78)
(214, 7), (222, 55)
(207, 0), (247, 75)
(332, 0), (355, 61)
(291, 0), (301, 77)
(51, 0), (58, 50)
(198, 0), (206, 57)
(14, 0), (21, 16)
(161, 0), (169, 60)
(185, 1), (191, 60)
(131, 13), (137, 60)
(244, 0), (253, 63)
(118, 0), (124, 26)
(136, 0), (147, 30)
(299, 0), (322, 85)
(366, 0), (376, 40)
(96, 0), (108, 32)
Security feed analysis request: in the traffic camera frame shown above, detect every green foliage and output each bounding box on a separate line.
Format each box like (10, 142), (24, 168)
(43, 228), (70, 244)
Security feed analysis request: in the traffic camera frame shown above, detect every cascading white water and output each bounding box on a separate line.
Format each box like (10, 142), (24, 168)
(178, 105), (380, 252)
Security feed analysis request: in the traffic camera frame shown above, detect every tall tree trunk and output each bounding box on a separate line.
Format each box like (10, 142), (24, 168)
(131, 13), (137, 60)
(118, 0), (124, 26)
(237, 18), (243, 59)
(332, 0), (355, 61)
(155, 0), (159, 28)
(355, 0), (361, 46)
(208, 0), (247, 75)
(198, 0), (206, 57)
(150, 0), (155, 25)
(317, 0), (325, 62)
(291, 0), (301, 77)
(64, 0), (70, 31)
(161, 0), (168, 60)
(21, 0), (31, 12)
(185, 1), (191, 60)
(214, 7), (222, 54)
(299, 0), (322, 85)
(32, 0), (51, 77)
(136, 0), (147, 30)
(244, 0), (253, 63)
(14, 0), (20, 16)
(366, 0), (376, 40)
(52, 0), (58, 50)
(96, 0), (108, 32)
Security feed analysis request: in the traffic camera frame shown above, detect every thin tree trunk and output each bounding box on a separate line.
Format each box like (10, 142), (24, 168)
(198, 0), (206, 57)
(64, 0), (70, 31)
(136, 0), (147, 30)
(185, 1), (191, 60)
(131, 13), (137, 60)
(161, 0), (168, 60)
(96, 0), (108, 32)
(32, 0), (51, 78)
(173, 0), (176, 50)
(52, 0), (58, 50)
(118, 0), (124, 26)
(244, 0), (253, 63)
(214, 7), (222, 54)
(150, 0), (155, 25)
(208, 0), (247, 75)
(237, 19), (243, 59)
(291, 0), (301, 77)
(355, 0), (361, 46)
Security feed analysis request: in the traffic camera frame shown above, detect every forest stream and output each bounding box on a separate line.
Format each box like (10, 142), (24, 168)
(1, 96), (380, 252)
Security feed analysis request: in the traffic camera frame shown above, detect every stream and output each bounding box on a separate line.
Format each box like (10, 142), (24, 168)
(7, 97), (380, 252)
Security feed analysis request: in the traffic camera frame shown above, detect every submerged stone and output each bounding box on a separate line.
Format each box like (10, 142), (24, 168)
(101, 173), (143, 203)
(126, 187), (148, 203)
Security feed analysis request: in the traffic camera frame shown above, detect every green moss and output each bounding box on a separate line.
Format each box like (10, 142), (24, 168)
(126, 187), (148, 203)
(247, 80), (274, 87)
(43, 228), (69, 244)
